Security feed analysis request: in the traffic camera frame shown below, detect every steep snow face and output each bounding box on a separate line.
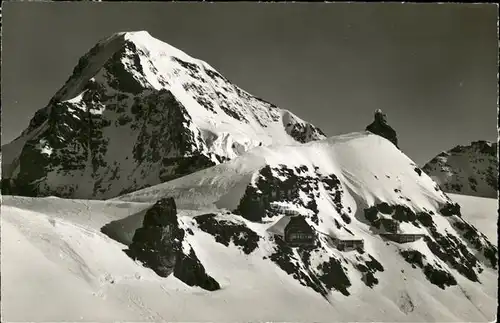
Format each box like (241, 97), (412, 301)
(423, 141), (498, 198)
(2, 133), (497, 322)
(1, 31), (325, 199)
(117, 132), (447, 210)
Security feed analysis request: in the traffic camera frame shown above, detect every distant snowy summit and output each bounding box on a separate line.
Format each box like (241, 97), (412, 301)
(423, 140), (498, 198)
(1, 30), (325, 199)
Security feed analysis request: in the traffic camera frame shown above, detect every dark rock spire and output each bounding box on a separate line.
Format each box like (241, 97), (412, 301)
(366, 109), (399, 148)
(125, 197), (220, 291)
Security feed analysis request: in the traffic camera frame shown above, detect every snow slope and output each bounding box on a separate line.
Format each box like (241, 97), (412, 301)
(1, 30), (325, 199)
(115, 131), (496, 321)
(423, 141), (498, 198)
(2, 193), (497, 322)
(2, 132), (498, 321)
(448, 193), (498, 244)
(117, 131), (447, 210)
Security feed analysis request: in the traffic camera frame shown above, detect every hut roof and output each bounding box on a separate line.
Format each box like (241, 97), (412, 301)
(377, 219), (426, 235)
(267, 215), (313, 236)
(398, 222), (427, 235)
(267, 215), (292, 236)
(320, 228), (361, 241)
(332, 231), (360, 240)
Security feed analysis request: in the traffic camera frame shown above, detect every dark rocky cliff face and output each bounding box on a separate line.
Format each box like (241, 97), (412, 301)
(4, 87), (213, 199)
(423, 141), (498, 198)
(2, 32), (326, 200)
(126, 198), (179, 277)
(126, 197), (220, 291)
(232, 162), (497, 296)
(282, 111), (326, 144)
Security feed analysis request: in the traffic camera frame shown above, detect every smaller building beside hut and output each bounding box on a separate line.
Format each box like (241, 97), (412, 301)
(375, 213), (426, 243)
(319, 227), (364, 252)
(380, 233), (426, 243)
(329, 233), (364, 251)
(267, 215), (315, 247)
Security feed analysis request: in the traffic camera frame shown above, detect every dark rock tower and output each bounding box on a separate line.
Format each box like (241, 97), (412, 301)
(366, 109), (399, 149)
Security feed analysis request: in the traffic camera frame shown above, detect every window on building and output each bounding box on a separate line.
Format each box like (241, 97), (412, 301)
(289, 232), (313, 240)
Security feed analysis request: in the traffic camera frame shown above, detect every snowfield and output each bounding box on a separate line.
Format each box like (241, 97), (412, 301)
(2, 195), (497, 322)
(448, 193), (498, 244)
(2, 132), (498, 322)
(116, 132), (448, 209)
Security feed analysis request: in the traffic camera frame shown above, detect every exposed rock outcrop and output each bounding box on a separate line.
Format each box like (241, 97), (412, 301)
(366, 109), (399, 148)
(126, 197), (180, 277)
(126, 197), (220, 291)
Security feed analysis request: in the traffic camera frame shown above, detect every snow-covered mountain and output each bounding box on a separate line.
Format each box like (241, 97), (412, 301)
(2, 131), (497, 322)
(423, 140), (498, 198)
(1, 29), (497, 322)
(112, 131), (495, 320)
(1, 31), (325, 199)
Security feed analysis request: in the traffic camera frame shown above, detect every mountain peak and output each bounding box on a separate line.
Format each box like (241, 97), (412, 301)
(52, 30), (200, 103)
(2, 31), (326, 199)
(121, 30), (152, 38)
(423, 140), (498, 198)
(119, 30), (197, 63)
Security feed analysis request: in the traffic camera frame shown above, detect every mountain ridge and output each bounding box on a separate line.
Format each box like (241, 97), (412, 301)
(1, 30), (325, 199)
(114, 130), (497, 294)
(2, 37), (497, 319)
(422, 140), (498, 198)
